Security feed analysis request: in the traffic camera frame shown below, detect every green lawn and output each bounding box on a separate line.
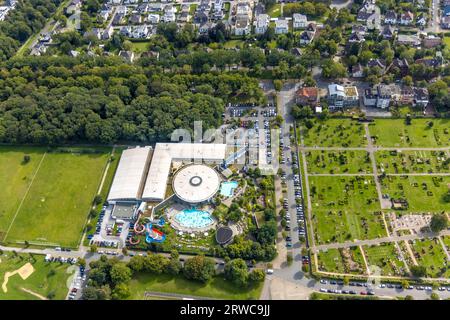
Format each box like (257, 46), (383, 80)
(267, 4), (282, 18)
(309, 176), (386, 244)
(0, 253), (72, 300)
(301, 119), (367, 147)
(376, 150), (450, 174)
(130, 41), (150, 53)
(305, 150), (372, 174)
(380, 175), (450, 212)
(128, 273), (263, 300)
(0, 147), (46, 239)
(3, 147), (111, 247)
(363, 243), (408, 277)
(409, 238), (449, 278)
(224, 39), (245, 49)
(368, 119), (450, 148)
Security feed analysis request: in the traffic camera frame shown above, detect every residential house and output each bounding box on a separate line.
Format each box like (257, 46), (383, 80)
(102, 26), (114, 40)
(293, 13), (307, 29)
(129, 14), (142, 24)
(66, 0), (81, 15)
(162, 11), (176, 22)
(199, 22), (216, 34)
(254, 3), (265, 16)
(363, 84), (392, 109)
(275, 19), (289, 34)
(113, 13), (126, 25)
(178, 11), (190, 23)
(384, 10), (397, 24)
(118, 50), (135, 62)
(442, 16), (450, 29)
(194, 11), (208, 25)
(422, 35), (442, 48)
(254, 14), (269, 34)
(415, 58), (441, 68)
(328, 84), (359, 109)
(399, 11), (413, 25)
(299, 23), (316, 45)
(400, 86), (415, 105)
(413, 87), (429, 107)
(148, 13), (160, 24)
(396, 34), (420, 46)
(348, 31), (365, 43)
(234, 15), (250, 35)
(416, 13), (427, 27)
(367, 58), (386, 72)
(381, 24), (396, 39)
(352, 64), (364, 78)
(389, 57), (409, 77)
(84, 28), (103, 40)
(295, 87), (319, 106)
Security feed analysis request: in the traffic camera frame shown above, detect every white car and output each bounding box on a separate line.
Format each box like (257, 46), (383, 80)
(266, 269), (274, 275)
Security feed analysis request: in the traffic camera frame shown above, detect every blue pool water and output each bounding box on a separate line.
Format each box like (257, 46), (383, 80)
(220, 181), (238, 197)
(175, 208), (213, 229)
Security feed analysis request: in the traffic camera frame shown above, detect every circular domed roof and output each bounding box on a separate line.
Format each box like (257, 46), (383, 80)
(172, 164), (221, 203)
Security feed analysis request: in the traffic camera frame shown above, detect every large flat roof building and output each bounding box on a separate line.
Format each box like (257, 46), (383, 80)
(107, 146), (151, 202)
(142, 143), (227, 202)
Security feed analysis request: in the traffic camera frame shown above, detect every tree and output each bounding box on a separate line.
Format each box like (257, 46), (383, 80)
(273, 80), (283, 91)
(429, 214), (448, 233)
(401, 280), (410, 289)
(404, 295), (414, 300)
(224, 259), (249, 287)
(93, 195), (103, 205)
(430, 292), (440, 300)
(90, 244), (98, 253)
(168, 250), (182, 275)
(183, 255), (215, 283)
(112, 282), (131, 300)
(23, 155), (31, 164)
(410, 265), (427, 277)
(249, 269), (265, 283)
(110, 263), (132, 285)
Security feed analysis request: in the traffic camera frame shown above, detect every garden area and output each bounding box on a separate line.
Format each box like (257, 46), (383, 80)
(363, 243), (408, 277)
(300, 119), (367, 147)
(305, 150), (372, 174)
(309, 176), (385, 244)
(317, 247), (366, 275)
(380, 175), (450, 212)
(368, 119), (450, 148)
(409, 238), (449, 278)
(376, 150), (450, 174)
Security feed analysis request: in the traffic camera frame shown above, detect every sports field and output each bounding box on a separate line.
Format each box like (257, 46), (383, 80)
(0, 146), (111, 247)
(0, 253), (72, 300)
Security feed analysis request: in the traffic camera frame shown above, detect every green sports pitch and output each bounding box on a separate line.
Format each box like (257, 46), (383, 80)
(0, 146), (111, 248)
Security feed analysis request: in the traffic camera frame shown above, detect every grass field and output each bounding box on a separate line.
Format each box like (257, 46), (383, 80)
(380, 175), (450, 212)
(0, 147), (46, 239)
(363, 243), (408, 277)
(368, 119), (450, 147)
(409, 238), (449, 278)
(0, 253), (71, 300)
(376, 150), (450, 174)
(128, 273), (263, 300)
(301, 119), (367, 147)
(309, 176), (386, 244)
(1, 147), (111, 247)
(305, 150), (372, 174)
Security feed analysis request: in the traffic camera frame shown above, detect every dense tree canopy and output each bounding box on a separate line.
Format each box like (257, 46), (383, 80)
(0, 56), (265, 144)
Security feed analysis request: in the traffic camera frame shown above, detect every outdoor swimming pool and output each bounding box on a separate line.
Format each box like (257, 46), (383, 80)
(174, 208), (213, 229)
(220, 181), (238, 197)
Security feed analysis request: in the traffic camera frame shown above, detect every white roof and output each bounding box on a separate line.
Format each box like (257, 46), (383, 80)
(328, 84), (345, 96)
(172, 164), (221, 203)
(107, 146), (151, 201)
(142, 143), (226, 201)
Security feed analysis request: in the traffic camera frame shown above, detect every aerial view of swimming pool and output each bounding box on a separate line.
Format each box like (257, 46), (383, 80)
(220, 181), (238, 197)
(174, 208), (213, 229)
